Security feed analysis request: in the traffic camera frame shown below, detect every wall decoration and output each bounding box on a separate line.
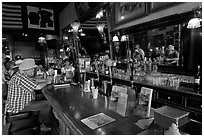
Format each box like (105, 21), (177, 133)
(115, 2), (146, 23)
(75, 2), (90, 18)
(150, 2), (174, 11)
(27, 6), (54, 30)
(75, 3), (101, 19)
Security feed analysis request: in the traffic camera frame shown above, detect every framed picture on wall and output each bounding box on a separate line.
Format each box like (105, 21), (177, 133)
(150, 2), (178, 12)
(75, 2), (90, 18)
(115, 2), (146, 24)
(75, 2), (99, 19)
(27, 6), (54, 30)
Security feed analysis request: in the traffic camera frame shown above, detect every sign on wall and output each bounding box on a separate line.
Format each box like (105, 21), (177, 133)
(27, 6), (54, 30)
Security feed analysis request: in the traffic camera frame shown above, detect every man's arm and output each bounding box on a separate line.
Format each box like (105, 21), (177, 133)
(35, 78), (52, 90)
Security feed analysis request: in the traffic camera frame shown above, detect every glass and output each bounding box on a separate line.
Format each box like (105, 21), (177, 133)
(92, 88), (99, 99)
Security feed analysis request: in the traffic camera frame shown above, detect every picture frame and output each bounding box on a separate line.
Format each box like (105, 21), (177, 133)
(75, 2), (99, 19)
(115, 2), (146, 24)
(75, 2), (90, 19)
(150, 2), (178, 12)
(27, 5), (54, 30)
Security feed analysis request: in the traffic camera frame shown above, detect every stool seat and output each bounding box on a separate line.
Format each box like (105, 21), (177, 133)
(9, 117), (40, 133)
(6, 111), (31, 123)
(9, 125), (40, 135)
(7, 111), (41, 135)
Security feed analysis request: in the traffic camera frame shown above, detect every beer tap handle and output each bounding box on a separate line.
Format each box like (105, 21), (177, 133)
(95, 61), (99, 81)
(131, 80), (134, 88)
(96, 70), (99, 81)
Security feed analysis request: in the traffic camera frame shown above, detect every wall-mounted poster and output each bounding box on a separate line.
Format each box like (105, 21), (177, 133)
(115, 2), (146, 23)
(27, 6), (54, 30)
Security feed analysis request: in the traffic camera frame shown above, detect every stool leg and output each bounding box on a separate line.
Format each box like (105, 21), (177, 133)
(3, 100), (8, 125)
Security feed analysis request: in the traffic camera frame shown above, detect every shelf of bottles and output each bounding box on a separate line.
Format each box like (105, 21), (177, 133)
(85, 55), (201, 93)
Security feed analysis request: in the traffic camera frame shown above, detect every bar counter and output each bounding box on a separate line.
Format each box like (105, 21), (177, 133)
(42, 84), (161, 135)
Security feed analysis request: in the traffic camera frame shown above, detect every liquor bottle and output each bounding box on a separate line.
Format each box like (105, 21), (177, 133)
(152, 59), (158, 73)
(194, 65), (201, 90)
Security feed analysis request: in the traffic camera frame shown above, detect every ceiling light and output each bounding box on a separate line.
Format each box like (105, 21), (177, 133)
(121, 35), (128, 41)
(38, 36), (46, 44)
(112, 35), (119, 42)
(187, 18), (202, 29)
(187, 7), (202, 29)
(71, 21), (81, 33)
(96, 23), (105, 33)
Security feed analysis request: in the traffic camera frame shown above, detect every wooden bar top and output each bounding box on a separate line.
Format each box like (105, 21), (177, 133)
(42, 85), (160, 135)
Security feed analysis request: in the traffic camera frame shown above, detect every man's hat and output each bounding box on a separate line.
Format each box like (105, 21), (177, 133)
(19, 58), (38, 70)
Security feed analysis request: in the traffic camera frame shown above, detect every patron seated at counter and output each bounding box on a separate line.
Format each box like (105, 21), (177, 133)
(6, 58), (52, 129)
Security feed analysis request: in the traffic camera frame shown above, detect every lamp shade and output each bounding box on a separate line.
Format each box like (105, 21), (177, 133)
(187, 18), (202, 29)
(96, 24), (105, 33)
(38, 36), (46, 44)
(71, 21), (81, 33)
(121, 35), (128, 41)
(112, 35), (119, 42)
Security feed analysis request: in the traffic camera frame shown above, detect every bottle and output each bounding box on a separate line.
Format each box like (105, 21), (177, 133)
(152, 59), (158, 73)
(148, 58), (152, 72)
(194, 65), (201, 90)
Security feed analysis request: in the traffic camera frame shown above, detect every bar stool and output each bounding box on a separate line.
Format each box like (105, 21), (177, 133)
(3, 101), (41, 135)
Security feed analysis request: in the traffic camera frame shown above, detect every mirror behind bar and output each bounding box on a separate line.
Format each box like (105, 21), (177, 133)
(112, 11), (202, 76)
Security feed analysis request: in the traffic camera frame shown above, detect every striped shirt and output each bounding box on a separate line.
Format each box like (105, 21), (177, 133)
(6, 70), (37, 113)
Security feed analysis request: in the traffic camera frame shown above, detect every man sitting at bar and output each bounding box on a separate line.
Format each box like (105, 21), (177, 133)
(6, 58), (52, 129)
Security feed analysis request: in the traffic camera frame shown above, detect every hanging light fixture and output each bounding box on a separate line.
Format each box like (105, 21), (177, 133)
(112, 34), (119, 42)
(38, 31), (46, 44)
(38, 36), (46, 44)
(187, 18), (202, 29)
(121, 35), (128, 41)
(71, 20), (81, 33)
(96, 9), (104, 19)
(187, 7), (202, 29)
(96, 23), (105, 33)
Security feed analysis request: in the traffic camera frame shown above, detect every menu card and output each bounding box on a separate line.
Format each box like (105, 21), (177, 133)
(81, 113), (116, 130)
(135, 87), (153, 118)
(110, 85), (127, 101)
(116, 92), (128, 116)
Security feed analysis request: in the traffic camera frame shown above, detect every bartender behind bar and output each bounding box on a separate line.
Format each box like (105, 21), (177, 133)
(6, 58), (52, 129)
